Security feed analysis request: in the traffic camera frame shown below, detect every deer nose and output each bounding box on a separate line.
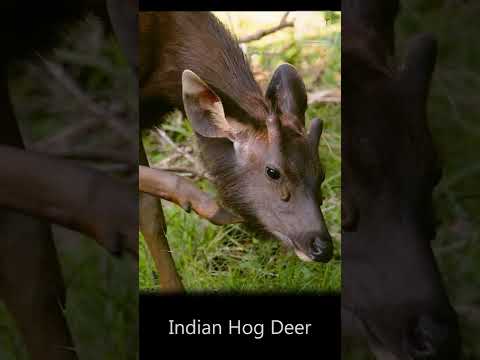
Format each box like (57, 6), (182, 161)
(406, 314), (460, 360)
(310, 233), (333, 263)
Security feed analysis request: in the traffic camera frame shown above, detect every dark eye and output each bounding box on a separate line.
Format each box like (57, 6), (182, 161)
(265, 166), (281, 180)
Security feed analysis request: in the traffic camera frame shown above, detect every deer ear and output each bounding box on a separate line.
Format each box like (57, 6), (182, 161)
(308, 117), (324, 150)
(401, 34), (437, 106)
(182, 70), (235, 140)
(107, 0), (138, 72)
(266, 63), (307, 131)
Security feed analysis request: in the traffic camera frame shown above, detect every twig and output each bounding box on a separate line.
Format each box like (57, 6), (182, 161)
(154, 153), (183, 167)
(155, 127), (197, 165)
(308, 89), (341, 104)
(32, 117), (99, 152)
(238, 12), (294, 43)
(155, 166), (214, 182)
(153, 127), (214, 181)
(280, 11), (290, 24)
(41, 58), (132, 143)
(139, 166), (242, 226)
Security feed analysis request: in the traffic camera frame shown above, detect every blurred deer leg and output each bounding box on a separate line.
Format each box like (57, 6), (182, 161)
(0, 146), (138, 258)
(0, 74), (77, 359)
(0, 213), (77, 360)
(139, 142), (183, 292)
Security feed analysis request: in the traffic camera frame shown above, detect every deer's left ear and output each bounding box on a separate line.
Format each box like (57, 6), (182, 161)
(266, 63), (308, 132)
(107, 0), (138, 72)
(182, 70), (246, 141)
(401, 33), (437, 108)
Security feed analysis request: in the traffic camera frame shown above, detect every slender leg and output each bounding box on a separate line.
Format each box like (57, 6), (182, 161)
(0, 213), (77, 360)
(0, 72), (78, 359)
(139, 141), (183, 292)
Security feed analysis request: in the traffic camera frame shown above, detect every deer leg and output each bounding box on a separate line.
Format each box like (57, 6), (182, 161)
(139, 166), (241, 225)
(0, 213), (78, 360)
(0, 146), (138, 259)
(139, 141), (183, 292)
(0, 72), (77, 359)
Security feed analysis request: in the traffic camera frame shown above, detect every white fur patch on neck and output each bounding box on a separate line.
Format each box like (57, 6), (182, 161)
(233, 140), (250, 165)
(232, 130), (258, 164)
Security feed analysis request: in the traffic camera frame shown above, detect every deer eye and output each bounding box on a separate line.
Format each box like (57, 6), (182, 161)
(265, 166), (281, 181)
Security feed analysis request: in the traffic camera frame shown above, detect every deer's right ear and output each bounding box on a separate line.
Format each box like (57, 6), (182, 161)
(182, 70), (234, 140)
(266, 63), (307, 132)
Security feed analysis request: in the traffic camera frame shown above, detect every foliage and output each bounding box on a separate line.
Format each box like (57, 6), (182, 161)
(0, 17), (137, 360)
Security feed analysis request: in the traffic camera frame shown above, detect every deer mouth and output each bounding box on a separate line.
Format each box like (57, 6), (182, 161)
(272, 231), (313, 262)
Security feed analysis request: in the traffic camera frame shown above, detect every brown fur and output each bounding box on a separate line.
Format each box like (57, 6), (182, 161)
(139, 12), (270, 130)
(140, 12), (330, 261)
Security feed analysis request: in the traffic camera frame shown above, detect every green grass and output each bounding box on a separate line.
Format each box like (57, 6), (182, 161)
(140, 12), (341, 293)
(140, 104), (341, 293)
(0, 234), (138, 360)
(140, 210), (340, 293)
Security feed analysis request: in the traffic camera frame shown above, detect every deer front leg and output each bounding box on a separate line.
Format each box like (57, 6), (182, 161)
(0, 212), (78, 360)
(0, 75), (77, 359)
(139, 193), (184, 292)
(139, 143), (183, 292)
(139, 166), (242, 225)
(0, 145), (138, 259)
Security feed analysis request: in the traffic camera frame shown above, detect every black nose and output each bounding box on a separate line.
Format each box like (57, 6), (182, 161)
(406, 314), (460, 360)
(310, 233), (333, 263)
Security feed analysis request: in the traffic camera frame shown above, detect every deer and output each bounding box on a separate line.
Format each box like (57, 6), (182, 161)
(341, 0), (461, 359)
(0, 1), (137, 359)
(138, 11), (334, 291)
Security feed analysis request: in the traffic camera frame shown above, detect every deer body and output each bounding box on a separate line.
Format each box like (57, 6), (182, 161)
(139, 11), (333, 266)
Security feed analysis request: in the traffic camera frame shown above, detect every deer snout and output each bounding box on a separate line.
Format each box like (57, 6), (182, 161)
(292, 230), (333, 262)
(310, 231), (333, 263)
(405, 314), (460, 360)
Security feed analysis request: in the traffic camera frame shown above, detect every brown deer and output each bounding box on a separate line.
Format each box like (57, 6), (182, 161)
(0, 1), (137, 359)
(138, 11), (334, 291)
(342, 0), (461, 359)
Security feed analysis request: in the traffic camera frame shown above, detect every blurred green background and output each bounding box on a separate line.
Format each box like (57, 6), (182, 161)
(2, 4), (477, 359)
(396, 2), (480, 359)
(0, 16), (137, 360)
(342, 2), (480, 360)
(140, 11), (341, 293)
